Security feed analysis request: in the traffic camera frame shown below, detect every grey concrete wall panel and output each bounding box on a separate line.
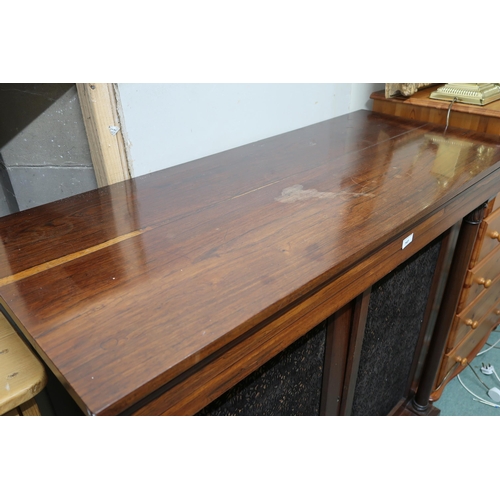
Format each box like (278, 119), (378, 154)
(1, 85), (93, 167)
(7, 166), (98, 211)
(0, 162), (19, 216)
(0, 83), (73, 149)
(0, 186), (10, 217)
(0, 84), (96, 215)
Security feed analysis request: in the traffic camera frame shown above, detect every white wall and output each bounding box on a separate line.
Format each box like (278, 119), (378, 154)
(116, 83), (384, 178)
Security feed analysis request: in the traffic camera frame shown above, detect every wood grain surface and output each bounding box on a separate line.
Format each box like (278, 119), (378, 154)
(1, 110), (500, 415)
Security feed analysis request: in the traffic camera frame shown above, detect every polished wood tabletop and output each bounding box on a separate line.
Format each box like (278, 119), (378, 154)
(1, 110), (500, 415)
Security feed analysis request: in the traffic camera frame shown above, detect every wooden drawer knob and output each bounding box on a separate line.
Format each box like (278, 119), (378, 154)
(495, 309), (500, 315)
(464, 318), (479, 329)
(476, 277), (492, 288)
(489, 231), (500, 242)
(455, 356), (468, 366)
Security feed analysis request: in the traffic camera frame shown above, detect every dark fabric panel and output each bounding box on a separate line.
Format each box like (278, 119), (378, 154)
(351, 237), (442, 416)
(197, 321), (327, 416)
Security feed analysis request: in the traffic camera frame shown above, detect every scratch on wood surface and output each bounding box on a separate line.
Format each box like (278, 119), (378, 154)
(0, 227), (153, 287)
(231, 180), (281, 200)
(275, 185), (375, 203)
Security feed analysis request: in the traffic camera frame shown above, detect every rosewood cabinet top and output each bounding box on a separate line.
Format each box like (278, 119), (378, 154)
(1, 110), (500, 415)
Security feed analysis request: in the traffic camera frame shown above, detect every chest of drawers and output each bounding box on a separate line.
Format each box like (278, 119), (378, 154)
(431, 196), (500, 397)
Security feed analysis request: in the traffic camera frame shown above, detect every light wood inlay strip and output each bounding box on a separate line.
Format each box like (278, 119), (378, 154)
(0, 227), (152, 287)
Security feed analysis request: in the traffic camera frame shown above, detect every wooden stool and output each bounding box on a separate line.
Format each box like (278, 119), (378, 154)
(0, 313), (47, 416)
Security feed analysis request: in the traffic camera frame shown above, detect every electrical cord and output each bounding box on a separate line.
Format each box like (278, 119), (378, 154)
(473, 398), (500, 408)
(484, 342), (500, 349)
(467, 361), (491, 391)
(494, 367), (500, 385)
(477, 331), (500, 356)
(450, 330), (500, 409)
(433, 360), (460, 392)
(481, 363), (500, 384)
(444, 98), (458, 133)
(457, 374), (500, 408)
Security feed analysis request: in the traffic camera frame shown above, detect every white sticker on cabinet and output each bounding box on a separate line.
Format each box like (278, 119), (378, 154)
(402, 233), (414, 250)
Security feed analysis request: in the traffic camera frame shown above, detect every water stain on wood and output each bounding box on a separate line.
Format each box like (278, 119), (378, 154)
(275, 184), (375, 203)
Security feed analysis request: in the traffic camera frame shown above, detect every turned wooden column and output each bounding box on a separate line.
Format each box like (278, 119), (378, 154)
(412, 202), (488, 412)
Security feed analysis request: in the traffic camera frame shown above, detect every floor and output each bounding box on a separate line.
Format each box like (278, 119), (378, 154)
(434, 327), (500, 416)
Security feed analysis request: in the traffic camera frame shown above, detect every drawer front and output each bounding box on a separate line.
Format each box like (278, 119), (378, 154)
(476, 208), (500, 263)
(459, 245), (500, 310)
(469, 197), (498, 269)
(442, 304), (500, 376)
(450, 277), (500, 347)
